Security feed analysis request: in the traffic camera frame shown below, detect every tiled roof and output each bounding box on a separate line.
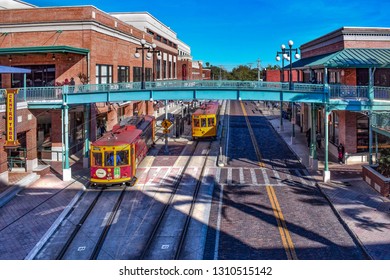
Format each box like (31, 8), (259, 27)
(287, 48), (390, 69)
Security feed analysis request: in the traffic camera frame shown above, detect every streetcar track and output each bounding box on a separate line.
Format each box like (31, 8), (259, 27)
(55, 186), (104, 260)
(90, 186), (127, 259)
(139, 140), (212, 260)
(33, 184), (128, 260)
(138, 141), (201, 259)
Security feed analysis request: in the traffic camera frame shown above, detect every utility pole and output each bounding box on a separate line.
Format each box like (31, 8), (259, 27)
(257, 58), (261, 81)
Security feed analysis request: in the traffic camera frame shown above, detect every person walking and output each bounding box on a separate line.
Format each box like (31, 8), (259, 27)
(338, 143), (345, 164)
(316, 131), (321, 149)
(306, 128), (311, 147)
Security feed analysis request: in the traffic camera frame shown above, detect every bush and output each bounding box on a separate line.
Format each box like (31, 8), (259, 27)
(377, 148), (390, 177)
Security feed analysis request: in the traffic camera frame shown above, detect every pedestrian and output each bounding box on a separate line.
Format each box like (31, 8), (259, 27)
(69, 77), (75, 93)
(316, 131), (321, 149)
(306, 128), (311, 147)
(99, 124), (106, 137)
(338, 143), (345, 164)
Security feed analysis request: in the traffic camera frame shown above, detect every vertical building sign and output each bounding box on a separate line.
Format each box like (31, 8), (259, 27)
(5, 89), (20, 148)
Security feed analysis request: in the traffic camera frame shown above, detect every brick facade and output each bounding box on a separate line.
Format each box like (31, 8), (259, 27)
(265, 69), (300, 82)
(0, 105), (37, 179)
(0, 5), (195, 178)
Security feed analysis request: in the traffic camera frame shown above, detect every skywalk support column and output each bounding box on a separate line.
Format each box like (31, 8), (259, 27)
(368, 68), (375, 166)
(280, 92), (284, 131)
(368, 112), (373, 165)
(62, 88), (71, 181)
(323, 76), (331, 182)
(310, 103), (318, 170)
(83, 104), (90, 168)
(164, 100), (169, 155)
(323, 105), (331, 182)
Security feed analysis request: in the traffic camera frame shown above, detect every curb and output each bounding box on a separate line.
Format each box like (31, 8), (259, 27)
(315, 181), (373, 260)
(0, 173), (40, 208)
(25, 185), (87, 260)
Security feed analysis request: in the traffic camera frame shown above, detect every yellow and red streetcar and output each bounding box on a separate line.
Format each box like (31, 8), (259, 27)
(90, 115), (155, 186)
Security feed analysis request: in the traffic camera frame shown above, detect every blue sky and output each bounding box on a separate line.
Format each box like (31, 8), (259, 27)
(28, 0), (389, 70)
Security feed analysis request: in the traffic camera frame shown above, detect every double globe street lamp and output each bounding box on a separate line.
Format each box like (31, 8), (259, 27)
(134, 39), (161, 89)
(275, 40), (300, 89)
(276, 40), (300, 138)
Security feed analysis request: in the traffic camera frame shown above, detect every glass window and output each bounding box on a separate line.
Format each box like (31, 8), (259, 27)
(145, 68), (152, 81)
(194, 119), (200, 127)
(156, 59), (161, 79)
(118, 66), (130, 83)
(12, 65), (55, 87)
(163, 61), (167, 79)
(208, 118), (215, 127)
(117, 150), (129, 166)
(92, 152), (102, 166)
(96, 65), (113, 84)
(168, 61), (172, 78)
(201, 118), (207, 127)
(105, 151), (114, 166)
(133, 67), (141, 82)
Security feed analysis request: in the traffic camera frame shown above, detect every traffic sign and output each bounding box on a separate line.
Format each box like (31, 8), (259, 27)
(162, 119), (172, 129)
(163, 128), (170, 134)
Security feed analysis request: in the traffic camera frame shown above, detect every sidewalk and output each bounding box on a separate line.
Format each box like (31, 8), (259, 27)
(262, 105), (390, 260)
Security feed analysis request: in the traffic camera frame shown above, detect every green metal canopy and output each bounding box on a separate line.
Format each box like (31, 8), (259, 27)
(288, 48), (390, 69)
(0, 45), (90, 56)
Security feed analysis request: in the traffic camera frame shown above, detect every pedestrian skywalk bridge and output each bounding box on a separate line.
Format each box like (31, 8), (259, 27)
(2, 80), (390, 112)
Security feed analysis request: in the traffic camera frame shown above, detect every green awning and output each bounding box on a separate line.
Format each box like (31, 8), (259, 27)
(0, 45), (90, 56)
(288, 48), (390, 69)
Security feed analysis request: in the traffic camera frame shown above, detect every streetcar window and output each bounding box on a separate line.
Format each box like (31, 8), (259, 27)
(93, 152), (102, 166)
(201, 118), (207, 127)
(116, 150), (129, 166)
(194, 119), (200, 127)
(105, 152), (114, 166)
(208, 118), (215, 127)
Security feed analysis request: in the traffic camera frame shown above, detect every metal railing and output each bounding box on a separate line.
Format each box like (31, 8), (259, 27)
(1, 81), (390, 105)
(373, 86), (390, 101)
(293, 83), (324, 92)
(329, 85), (369, 99)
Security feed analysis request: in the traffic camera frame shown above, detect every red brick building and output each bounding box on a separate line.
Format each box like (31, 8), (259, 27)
(291, 27), (390, 160)
(0, 3), (199, 183)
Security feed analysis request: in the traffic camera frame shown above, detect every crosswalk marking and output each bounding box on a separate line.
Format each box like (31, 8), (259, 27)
(227, 168), (232, 185)
(262, 168), (269, 185)
(134, 166), (314, 187)
(250, 168), (258, 185)
(273, 170), (281, 182)
(239, 168), (245, 185)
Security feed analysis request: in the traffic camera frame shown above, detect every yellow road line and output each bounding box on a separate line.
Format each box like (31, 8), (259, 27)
(240, 101), (296, 259)
(239, 101), (265, 168)
(266, 185), (298, 260)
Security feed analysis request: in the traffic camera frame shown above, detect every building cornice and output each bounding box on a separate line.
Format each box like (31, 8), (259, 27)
(301, 27), (390, 51)
(0, 21), (143, 46)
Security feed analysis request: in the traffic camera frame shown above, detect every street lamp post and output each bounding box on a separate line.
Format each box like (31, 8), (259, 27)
(276, 41), (300, 140)
(286, 40), (300, 90)
(275, 44), (288, 131)
(134, 40), (160, 89)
